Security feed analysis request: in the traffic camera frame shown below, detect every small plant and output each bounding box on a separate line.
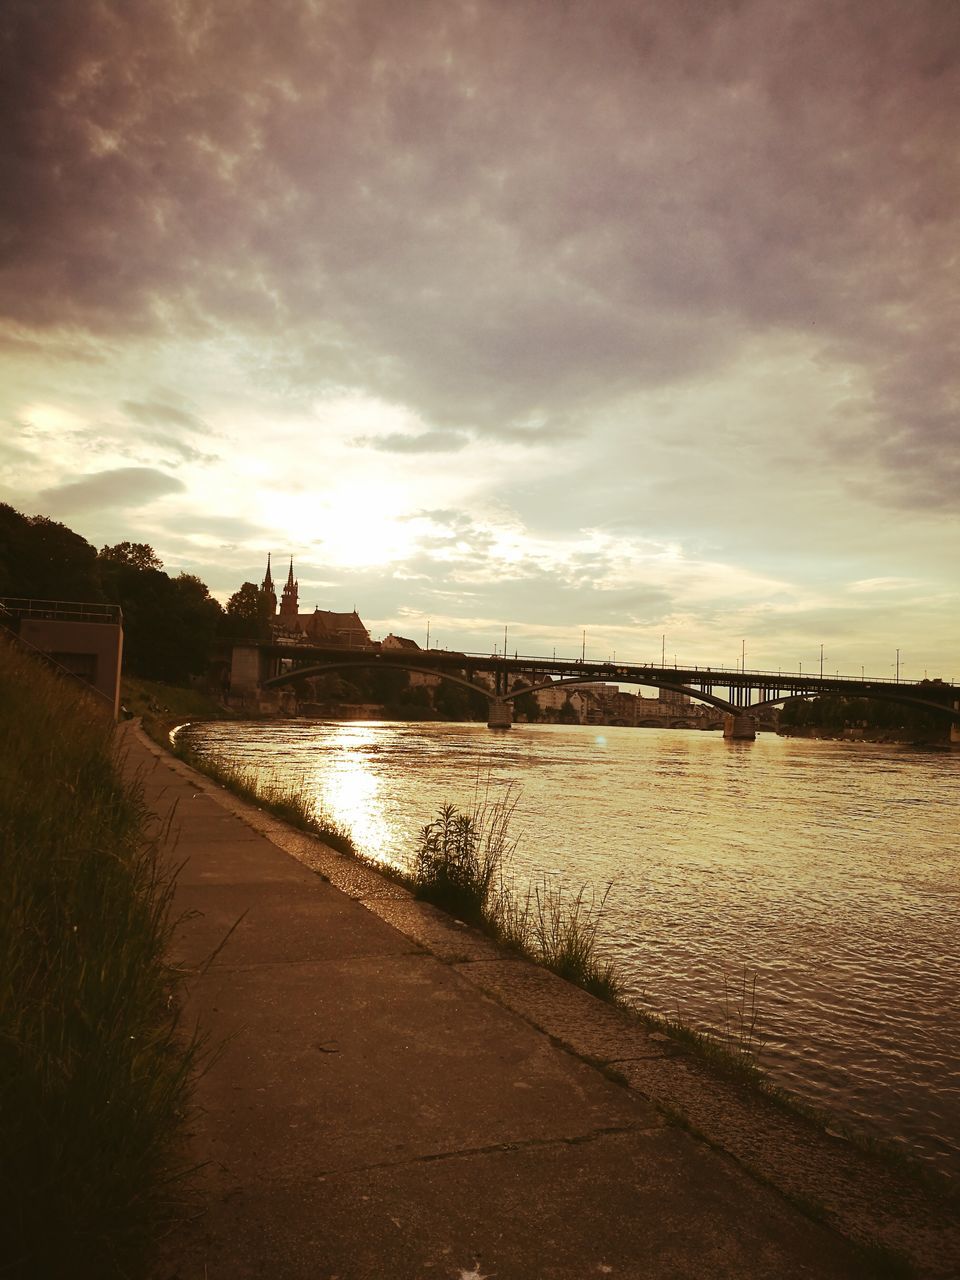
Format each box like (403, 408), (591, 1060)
(412, 796), (517, 926)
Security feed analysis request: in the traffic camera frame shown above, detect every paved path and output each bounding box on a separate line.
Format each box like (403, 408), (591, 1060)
(125, 725), (956, 1280)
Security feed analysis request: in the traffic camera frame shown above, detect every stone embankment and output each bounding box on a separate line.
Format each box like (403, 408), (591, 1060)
(127, 724), (958, 1280)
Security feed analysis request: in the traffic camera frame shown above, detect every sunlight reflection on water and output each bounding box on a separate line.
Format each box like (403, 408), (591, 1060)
(180, 719), (960, 1176)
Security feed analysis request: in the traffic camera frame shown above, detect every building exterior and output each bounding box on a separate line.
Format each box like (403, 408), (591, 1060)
(1, 598), (124, 719)
(381, 634), (420, 651)
(260, 557), (371, 647)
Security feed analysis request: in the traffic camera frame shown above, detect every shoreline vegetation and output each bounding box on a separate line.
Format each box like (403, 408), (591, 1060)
(0, 642), (198, 1278)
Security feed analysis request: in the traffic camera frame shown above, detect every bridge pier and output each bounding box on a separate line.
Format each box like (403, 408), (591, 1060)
(952, 703), (960, 747)
(723, 713), (757, 741)
(229, 644), (270, 705)
(487, 698), (513, 730)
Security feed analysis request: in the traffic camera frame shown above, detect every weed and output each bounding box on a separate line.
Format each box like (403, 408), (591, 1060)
(412, 796), (518, 926)
(525, 877), (622, 1000)
(721, 966), (767, 1058)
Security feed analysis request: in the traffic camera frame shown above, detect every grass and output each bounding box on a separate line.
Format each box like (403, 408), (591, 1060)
(170, 740), (359, 858)
(639, 966), (770, 1087)
(121, 674), (236, 746)
(0, 636), (198, 1278)
(526, 879), (622, 1000)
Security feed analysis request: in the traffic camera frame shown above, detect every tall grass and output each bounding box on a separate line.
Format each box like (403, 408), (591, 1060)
(646, 968), (769, 1086)
(0, 636), (197, 1278)
(412, 795), (623, 1000)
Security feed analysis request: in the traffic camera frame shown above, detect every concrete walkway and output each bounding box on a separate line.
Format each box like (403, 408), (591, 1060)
(125, 725), (957, 1280)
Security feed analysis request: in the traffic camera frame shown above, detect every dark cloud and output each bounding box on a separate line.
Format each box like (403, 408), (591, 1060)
(1, 0), (957, 506)
(38, 466), (185, 512)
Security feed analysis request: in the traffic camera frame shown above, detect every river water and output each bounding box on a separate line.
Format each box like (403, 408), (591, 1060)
(177, 719), (960, 1177)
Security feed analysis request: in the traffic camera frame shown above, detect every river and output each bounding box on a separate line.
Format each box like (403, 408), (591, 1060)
(176, 718), (960, 1178)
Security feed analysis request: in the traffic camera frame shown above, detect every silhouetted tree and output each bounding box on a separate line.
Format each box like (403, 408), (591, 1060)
(98, 546), (222, 682)
(0, 505), (103, 601)
(99, 542), (164, 572)
(222, 582), (273, 641)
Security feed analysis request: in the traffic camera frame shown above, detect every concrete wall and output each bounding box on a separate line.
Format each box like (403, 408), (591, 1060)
(20, 618), (124, 719)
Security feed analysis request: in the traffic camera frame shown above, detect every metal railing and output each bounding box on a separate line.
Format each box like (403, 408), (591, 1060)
(265, 639), (952, 690)
(0, 598), (122, 625)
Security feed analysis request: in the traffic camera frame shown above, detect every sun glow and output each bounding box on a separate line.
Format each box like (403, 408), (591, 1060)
(258, 483), (425, 568)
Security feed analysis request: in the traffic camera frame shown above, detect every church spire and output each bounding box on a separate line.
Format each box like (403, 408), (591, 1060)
(279, 556), (299, 621)
(261, 553), (277, 615)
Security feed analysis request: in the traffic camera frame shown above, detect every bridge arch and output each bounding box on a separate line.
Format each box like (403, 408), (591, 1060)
(501, 674), (742, 716)
(261, 658), (492, 703)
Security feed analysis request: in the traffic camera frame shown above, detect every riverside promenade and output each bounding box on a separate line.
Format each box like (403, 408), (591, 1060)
(126, 725), (958, 1280)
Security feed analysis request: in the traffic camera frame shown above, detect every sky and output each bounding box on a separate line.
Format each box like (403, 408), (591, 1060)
(2, 0), (958, 680)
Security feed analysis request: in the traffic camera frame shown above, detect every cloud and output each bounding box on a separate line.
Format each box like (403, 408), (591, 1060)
(122, 400), (209, 432)
(2, 0), (956, 473)
(358, 429), (470, 453)
(38, 467), (185, 512)
(0, 0), (957, 673)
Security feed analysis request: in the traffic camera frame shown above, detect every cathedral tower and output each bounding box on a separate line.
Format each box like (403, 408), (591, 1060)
(279, 557), (299, 623)
(261, 553), (277, 615)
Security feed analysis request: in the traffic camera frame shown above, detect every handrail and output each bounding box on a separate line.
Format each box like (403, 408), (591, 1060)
(0, 597), (122, 625)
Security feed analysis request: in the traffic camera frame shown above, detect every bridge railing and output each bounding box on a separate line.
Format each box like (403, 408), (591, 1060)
(261, 639), (954, 692)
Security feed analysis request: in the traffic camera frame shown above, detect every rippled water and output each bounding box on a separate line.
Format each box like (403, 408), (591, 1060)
(178, 719), (960, 1176)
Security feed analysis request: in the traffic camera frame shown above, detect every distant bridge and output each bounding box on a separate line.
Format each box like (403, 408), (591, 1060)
(229, 641), (960, 741)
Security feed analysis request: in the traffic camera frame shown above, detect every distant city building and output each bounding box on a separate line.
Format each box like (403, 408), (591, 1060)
(382, 634), (420, 651)
(258, 556), (371, 647)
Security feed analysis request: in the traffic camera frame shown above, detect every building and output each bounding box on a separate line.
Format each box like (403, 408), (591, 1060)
(1, 598), (124, 719)
(381, 634), (420, 652)
(260, 556), (371, 646)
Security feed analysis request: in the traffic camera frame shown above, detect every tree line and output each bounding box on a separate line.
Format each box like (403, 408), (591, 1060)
(779, 689), (954, 741)
(0, 505), (269, 684)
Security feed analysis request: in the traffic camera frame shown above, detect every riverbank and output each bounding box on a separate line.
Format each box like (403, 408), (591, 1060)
(0, 642), (195, 1278)
(136, 722), (957, 1278)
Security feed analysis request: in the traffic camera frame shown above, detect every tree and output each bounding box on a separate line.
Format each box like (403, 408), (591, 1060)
(0, 504), (103, 601)
(222, 582), (273, 641)
(99, 542), (164, 572)
(98, 548), (222, 682)
(558, 695), (579, 723)
(433, 678), (487, 722)
(170, 574), (223, 678)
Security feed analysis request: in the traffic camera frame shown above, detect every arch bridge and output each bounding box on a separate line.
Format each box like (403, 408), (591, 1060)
(228, 641), (960, 742)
